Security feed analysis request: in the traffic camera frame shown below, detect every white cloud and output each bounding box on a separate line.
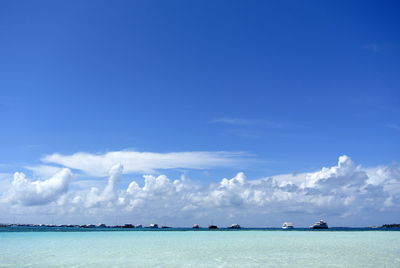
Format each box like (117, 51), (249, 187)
(4, 168), (73, 206)
(25, 165), (63, 179)
(41, 150), (247, 177)
(1, 156), (399, 226)
(0, 173), (13, 198)
(84, 164), (123, 208)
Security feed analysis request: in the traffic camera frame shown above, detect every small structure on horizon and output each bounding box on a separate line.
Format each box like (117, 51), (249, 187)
(282, 222), (294, 229)
(310, 220), (328, 229)
(228, 224), (241, 229)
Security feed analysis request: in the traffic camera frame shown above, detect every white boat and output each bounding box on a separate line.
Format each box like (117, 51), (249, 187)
(282, 222), (294, 229)
(228, 224), (241, 229)
(310, 220), (328, 229)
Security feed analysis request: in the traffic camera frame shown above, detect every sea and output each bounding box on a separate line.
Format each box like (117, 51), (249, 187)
(1, 227), (399, 267)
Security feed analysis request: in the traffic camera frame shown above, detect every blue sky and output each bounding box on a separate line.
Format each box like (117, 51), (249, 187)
(0, 0), (399, 226)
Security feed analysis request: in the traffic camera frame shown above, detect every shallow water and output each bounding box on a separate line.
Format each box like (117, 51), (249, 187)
(1, 230), (399, 267)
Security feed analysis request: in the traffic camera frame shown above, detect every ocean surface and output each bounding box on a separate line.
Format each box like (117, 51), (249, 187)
(1, 228), (399, 267)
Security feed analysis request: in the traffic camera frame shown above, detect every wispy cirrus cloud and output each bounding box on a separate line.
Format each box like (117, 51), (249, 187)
(387, 123), (400, 131)
(23, 144), (41, 149)
(211, 117), (283, 128)
(40, 150), (250, 177)
(364, 43), (383, 53)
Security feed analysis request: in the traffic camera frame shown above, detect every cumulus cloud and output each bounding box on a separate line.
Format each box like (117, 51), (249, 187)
(1, 156), (399, 226)
(84, 164), (123, 207)
(41, 150), (247, 177)
(4, 168), (73, 206)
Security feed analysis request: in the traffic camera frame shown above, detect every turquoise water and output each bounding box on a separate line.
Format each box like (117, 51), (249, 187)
(1, 231), (399, 267)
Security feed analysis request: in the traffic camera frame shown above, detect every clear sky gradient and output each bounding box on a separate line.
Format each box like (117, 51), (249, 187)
(0, 0), (399, 226)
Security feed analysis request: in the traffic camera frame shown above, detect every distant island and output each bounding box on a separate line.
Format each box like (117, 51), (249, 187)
(381, 224), (400, 228)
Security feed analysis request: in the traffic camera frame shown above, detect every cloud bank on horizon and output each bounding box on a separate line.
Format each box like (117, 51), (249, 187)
(1, 154), (399, 227)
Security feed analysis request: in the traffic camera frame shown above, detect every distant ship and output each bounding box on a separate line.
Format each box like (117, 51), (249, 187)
(310, 220), (328, 229)
(192, 224), (200, 229)
(147, 223), (158, 228)
(228, 224), (241, 229)
(282, 222), (294, 229)
(208, 225), (218, 229)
